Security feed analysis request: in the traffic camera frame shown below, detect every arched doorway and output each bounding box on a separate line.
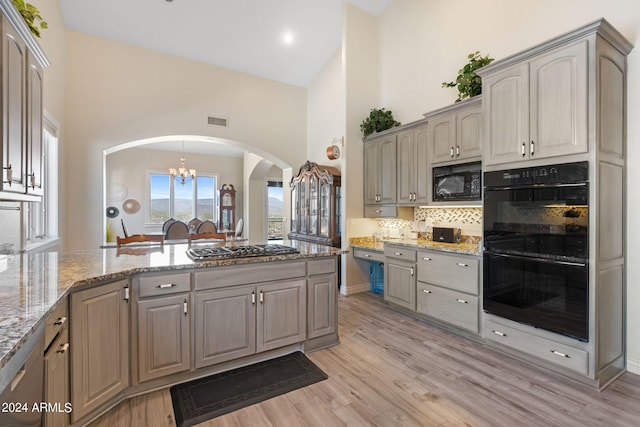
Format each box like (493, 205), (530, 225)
(102, 135), (291, 244)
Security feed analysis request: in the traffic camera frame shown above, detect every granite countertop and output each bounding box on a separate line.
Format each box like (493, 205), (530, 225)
(351, 236), (481, 256)
(0, 240), (340, 371)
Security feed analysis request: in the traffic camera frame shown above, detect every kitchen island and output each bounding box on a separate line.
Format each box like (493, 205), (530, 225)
(0, 240), (340, 426)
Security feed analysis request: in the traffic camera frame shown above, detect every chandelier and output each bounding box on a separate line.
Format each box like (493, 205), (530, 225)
(169, 143), (196, 185)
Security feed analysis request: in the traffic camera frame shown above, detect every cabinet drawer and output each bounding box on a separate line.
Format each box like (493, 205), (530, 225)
(384, 246), (417, 262)
(307, 258), (336, 276)
(195, 261), (306, 290)
(353, 248), (385, 263)
(45, 297), (68, 349)
(484, 319), (588, 375)
(138, 272), (191, 298)
(364, 205), (398, 218)
(417, 251), (479, 294)
(417, 283), (478, 333)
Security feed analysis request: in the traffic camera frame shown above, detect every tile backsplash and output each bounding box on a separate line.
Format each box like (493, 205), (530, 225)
(376, 207), (483, 237)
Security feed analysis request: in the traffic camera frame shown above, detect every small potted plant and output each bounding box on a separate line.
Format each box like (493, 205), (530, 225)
(360, 108), (401, 138)
(442, 51), (494, 102)
(11, 0), (48, 38)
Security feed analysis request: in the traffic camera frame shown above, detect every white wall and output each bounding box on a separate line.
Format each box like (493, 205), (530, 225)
(62, 31), (307, 250)
(378, 0), (640, 373)
(105, 147), (243, 239)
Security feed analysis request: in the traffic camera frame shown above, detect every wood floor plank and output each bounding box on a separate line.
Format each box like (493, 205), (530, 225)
(88, 292), (640, 427)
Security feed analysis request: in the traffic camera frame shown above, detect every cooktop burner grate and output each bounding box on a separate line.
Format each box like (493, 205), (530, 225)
(187, 244), (299, 261)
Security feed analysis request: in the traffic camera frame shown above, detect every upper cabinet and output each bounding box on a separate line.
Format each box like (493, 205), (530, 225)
(0, 3), (48, 200)
(397, 123), (430, 205)
(479, 31), (600, 166)
(427, 97), (482, 165)
(364, 133), (397, 206)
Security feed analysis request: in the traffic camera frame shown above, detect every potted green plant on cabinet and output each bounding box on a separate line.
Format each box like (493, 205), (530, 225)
(11, 0), (48, 38)
(360, 108), (401, 138)
(442, 51), (494, 102)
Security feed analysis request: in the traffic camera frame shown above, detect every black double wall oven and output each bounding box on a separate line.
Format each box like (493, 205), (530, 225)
(483, 161), (589, 341)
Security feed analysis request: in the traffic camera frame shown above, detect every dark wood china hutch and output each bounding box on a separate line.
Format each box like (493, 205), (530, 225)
(288, 161), (341, 247)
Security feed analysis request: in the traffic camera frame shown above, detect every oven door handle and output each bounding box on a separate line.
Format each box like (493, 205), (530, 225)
(484, 182), (588, 191)
(486, 251), (587, 268)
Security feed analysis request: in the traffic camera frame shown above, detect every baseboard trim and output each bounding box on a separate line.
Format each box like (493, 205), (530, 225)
(627, 357), (640, 375)
(340, 282), (370, 295)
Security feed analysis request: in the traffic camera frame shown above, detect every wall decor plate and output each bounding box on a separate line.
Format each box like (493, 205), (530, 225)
(106, 206), (120, 218)
(110, 183), (128, 201)
(122, 199), (141, 214)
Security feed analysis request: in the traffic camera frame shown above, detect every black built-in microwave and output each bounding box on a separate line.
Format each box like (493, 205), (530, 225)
(432, 161), (481, 201)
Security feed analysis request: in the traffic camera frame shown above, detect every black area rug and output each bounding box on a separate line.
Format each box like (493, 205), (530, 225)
(170, 352), (328, 427)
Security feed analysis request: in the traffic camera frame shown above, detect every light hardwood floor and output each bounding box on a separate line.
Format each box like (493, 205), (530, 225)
(89, 292), (640, 427)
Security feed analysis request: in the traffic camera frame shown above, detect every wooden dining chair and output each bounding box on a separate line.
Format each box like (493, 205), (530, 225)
(196, 220), (217, 233)
(162, 218), (177, 233)
(188, 232), (226, 247)
(116, 234), (164, 247)
(165, 220), (189, 240)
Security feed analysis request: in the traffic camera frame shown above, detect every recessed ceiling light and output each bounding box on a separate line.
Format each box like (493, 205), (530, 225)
(283, 31), (294, 45)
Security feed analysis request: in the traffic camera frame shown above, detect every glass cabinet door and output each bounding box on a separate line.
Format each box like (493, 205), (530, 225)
(309, 176), (318, 235)
(290, 185), (298, 233)
(319, 183), (330, 237)
(299, 177), (307, 234)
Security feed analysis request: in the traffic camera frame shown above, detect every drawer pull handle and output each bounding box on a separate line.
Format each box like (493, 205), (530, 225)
(551, 350), (570, 358)
(457, 263), (468, 267)
(410, 267), (414, 277)
(375, 210), (382, 213)
(184, 299), (188, 316)
(492, 330), (507, 337)
(422, 289), (432, 294)
(364, 254), (371, 258)
(259, 291), (264, 304)
(251, 291), (256, 305)
(394, 252), (402, 256)
(157, 283), (176, 289)
(53, 316), (67, 326)
(456, 299), (468, 304)
(422, 257), (432, 261)
(57, 343), (70, 354)
(521, 142), (526, 157)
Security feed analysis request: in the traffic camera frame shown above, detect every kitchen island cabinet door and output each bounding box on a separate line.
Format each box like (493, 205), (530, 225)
(137, 294), (190, 382)
(194, 285), (256, 369)
(44, 328), (69, 427)
(70, 279), (129, 424)
(307, 274), (337, 340)
(257, 279), (306, 353)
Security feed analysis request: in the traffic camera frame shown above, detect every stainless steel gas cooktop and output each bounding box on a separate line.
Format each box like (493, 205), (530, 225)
(187, 244), (299, 261)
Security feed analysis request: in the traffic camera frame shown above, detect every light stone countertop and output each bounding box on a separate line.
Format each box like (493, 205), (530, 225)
(350, 236), (481, 256)
(0, 240), (340, 371)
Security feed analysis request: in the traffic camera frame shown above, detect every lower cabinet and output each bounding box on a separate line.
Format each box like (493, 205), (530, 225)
(194, 285), (256, 368)
(194, 279), (306, 368)
(417, 283), (479, 333)
(70, 279), (130, 424)
(137, 294), (191, 382)
(44, 328), (69, 427)
(307, 274), (337, 340)
(384, 246), (417, 311)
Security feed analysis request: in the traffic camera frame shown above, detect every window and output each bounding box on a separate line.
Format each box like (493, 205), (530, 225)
(148, 172), (217, 223)
(267, 180), (284, 240)
(26, 128), (59, 248)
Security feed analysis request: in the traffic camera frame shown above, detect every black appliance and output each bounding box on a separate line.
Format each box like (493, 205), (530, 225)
(433, 161), (482, 201)
(432, 227), (461, 244)
(187, 244), (299, 261)
(483, 161), (589, 341)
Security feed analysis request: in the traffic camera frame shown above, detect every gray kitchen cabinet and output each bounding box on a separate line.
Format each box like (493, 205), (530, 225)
(0, 7), (47, 199)
(137, 294), (190, 382)
(480, 40), (588, 166)
(428, 98), (482, 165)
(307, 274), (337, 340)
(397, 124), (430, 205)
(25, 49), (43, 195)
(364, 133), (396, 207)
(416, 250), (480, 333)
(44, 328), (69, 427)
(257, 279), (306, 352)
(384, 245), (416, 311)
(194, 285), (256, 368)
(70, 279), (130, 424)
(1, 14), (26, 194)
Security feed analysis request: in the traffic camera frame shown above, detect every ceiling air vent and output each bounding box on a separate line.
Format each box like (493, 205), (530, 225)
(207, 116), (228, 127)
